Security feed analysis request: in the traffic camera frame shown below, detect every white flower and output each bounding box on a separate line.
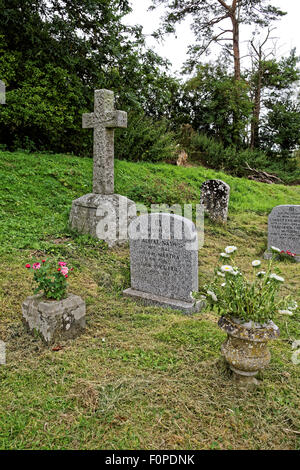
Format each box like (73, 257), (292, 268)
(257, 271), (266, 277)
(217, 271), (225, 277)
(102, 338), (106, 342)
(278, 310), (293, 316)
(220, 265), (234, 273)
(207, 290), (218, 302)
(221, 283), (226, 287)
(220, 253), (230, 258)
(231, 270), (239, 276)
(271, 246), (281, 253)
(288, 301), (298, 311)
(292, 340), (300, 350)
(252, 260), (261, 267)
(270, 273), (284, 283)
(225, 246), (237, 254)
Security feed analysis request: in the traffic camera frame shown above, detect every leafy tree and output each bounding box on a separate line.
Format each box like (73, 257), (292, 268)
(150, 0), (286, 80)
(173, 63), (252, 147)
(249, 32), (300, 149)
(261, 99), (300, 159)
(0, 0), (178, 154)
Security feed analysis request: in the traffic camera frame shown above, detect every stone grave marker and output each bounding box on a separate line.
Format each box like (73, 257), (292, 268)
(200, 179), (230, 224)
(264, 205), (300, 262)
(123, 213), (205, 313)
(0, 340), (5, 365)
(69, 89), (136, 246)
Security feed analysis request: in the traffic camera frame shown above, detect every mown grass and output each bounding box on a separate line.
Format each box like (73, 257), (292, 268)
(0, 150), (299, 450)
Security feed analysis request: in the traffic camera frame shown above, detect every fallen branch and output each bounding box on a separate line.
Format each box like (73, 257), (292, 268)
(245, 162), (284, 184)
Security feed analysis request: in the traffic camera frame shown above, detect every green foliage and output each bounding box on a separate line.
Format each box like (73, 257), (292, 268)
(248, 48), (300, 154)
(261, 100), (300, 159)
(175, 64), (253, 147)
(257, 49), (300, 91)
(177, 128), (300, 182)
(179, 130), (256, 171)
(0, 0), (178, 156)
(115, 111), (177, 162)
(0, 58), (86, 153)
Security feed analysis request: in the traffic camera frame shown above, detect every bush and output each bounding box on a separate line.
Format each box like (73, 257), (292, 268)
(115, 112), (177, 163)
(0, 60), (89, 155)
(178, 129), (300, 182)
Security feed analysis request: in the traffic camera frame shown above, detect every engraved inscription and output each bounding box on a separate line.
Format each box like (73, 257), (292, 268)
(268, 206), (300, 254)
(129, 213), (198, 302)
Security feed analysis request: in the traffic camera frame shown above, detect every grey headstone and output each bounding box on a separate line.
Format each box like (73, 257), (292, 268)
(264, 205), (300, 261)
(123, 213), (205, 313)
(82, 89), (127, 195)
(200, 179), (230, 224)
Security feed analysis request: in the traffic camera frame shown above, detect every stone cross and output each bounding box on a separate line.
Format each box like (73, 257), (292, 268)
(82, 89), (127, 194)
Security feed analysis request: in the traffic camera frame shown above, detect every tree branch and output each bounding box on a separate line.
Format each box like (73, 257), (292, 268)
(217, 0), (232, 12)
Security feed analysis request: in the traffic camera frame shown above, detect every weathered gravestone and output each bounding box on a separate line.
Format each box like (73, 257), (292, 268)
(123, 213), (205, 314)
(200, 179), (230, 224)
(264, 205), (300, 262)
(69, 89), (136, 246)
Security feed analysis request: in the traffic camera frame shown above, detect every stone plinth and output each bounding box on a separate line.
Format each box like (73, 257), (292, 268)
(69, 193), (137, 247)
(22, 293), (86, 345)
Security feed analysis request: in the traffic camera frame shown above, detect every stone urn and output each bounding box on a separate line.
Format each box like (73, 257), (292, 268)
(218, 315), (280, 384)
(22, 293), (86, 345)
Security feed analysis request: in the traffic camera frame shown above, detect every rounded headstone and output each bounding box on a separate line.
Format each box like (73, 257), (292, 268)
(200, 179), (230, 224)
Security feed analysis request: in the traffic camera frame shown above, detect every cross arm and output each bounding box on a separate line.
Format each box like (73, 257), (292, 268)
(105, 110), (127, 129)
(82, 112), (96, 129)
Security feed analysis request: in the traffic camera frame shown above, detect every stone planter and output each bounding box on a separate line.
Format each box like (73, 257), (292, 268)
(22, 293), (86, 345)
(218, 315), (280, 384)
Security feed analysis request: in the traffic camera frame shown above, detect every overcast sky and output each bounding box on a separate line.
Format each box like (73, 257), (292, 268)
(124, 0), (300, 76)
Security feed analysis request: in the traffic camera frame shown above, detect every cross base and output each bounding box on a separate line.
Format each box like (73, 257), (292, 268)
(69, 193), (137, 247)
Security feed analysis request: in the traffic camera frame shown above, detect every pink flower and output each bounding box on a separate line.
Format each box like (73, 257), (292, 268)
(61, 267), (69, 276)
(58, 262), (67, 267)
(65, 275), (68, 279)
(32, 263), (41, 270)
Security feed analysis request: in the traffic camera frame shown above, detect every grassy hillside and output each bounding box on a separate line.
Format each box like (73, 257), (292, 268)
(1, 150), (300, 254)
(0, 150), (299, 450)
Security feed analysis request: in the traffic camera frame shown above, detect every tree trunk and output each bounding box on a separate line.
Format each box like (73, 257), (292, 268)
(230, 4), (241, 146)
(231, 13), (241, 81)
(250, 69), (262, 149)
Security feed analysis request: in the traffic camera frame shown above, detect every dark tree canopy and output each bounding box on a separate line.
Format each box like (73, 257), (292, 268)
(0, 0), (179, 154)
